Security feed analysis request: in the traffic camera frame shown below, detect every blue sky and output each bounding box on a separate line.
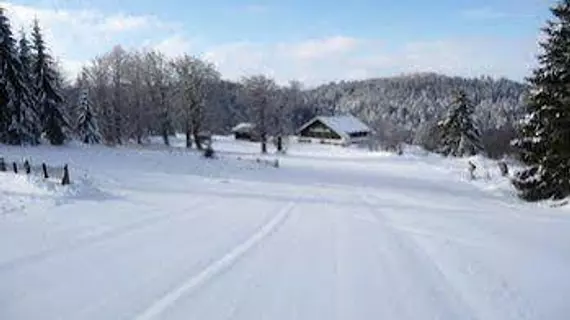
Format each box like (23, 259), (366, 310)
(1, 0), (557, 84)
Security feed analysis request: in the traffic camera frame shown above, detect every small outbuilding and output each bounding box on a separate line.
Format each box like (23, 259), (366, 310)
(231, 122), (257, 141)
(297, 115), (372, 146)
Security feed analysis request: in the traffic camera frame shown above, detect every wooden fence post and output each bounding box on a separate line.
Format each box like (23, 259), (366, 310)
(0, 158), (5, 172)
(12, 162), (18, 174)
(468, 161), (476, 180)
(277, 136), (283, 153)
(42, 163), (49, 179)
(61, 164), (70, 185)
(498, 161), (509, 177)
(24, 160), (31, 175)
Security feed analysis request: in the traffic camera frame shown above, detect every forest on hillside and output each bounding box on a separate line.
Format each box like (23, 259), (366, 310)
(305, 74), (527, 155)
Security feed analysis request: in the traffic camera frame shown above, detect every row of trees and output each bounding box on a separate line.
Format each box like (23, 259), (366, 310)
(76, 48), (220, 149)
(0, 8), (67, 146)
(74, 47), (311, 151)
(74, 51), (511, 157)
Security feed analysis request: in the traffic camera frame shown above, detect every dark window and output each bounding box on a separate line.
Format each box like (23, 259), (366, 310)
(349, 131), (369, 138)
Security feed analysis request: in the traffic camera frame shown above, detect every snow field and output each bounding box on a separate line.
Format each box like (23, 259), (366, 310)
(1, 137), (569, 319)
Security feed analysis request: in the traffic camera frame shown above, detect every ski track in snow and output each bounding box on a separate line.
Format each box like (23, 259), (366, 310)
(360, 194), (479, 319)
(0, 198), (211, 272)
(134, 202), (295, 320)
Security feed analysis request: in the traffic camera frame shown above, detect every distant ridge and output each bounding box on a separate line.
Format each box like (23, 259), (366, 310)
(306, 72), (527, 133)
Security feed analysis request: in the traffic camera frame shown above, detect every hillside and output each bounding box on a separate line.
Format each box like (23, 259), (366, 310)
(305, 73), (527, 149)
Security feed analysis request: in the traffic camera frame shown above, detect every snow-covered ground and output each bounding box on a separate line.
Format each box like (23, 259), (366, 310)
(1, 136), (569, 320)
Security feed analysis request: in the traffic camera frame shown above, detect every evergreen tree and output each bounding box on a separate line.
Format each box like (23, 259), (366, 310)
(437, 91), (483, 157)
(0, 9), (10, 143)
(18, 29), (40, 144)
(512, 0), (570, 201)
(31, 19), (67, 145)
(76, 76), (101, 144)
(0, 8), (35, 145)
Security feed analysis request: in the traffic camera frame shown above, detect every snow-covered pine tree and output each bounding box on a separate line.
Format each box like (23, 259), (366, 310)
(512, 0), (570, 201)
(18, 29), (40, 145)
(0, 10), (10, 143)
(76, 77), (101, 144)
(437, 91), (483, 157)
(31, 19), (67, 145)
(0, 8), (35, 145)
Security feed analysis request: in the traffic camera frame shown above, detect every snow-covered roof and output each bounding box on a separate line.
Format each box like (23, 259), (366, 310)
(298, 115), (371, 138)
(231, 122), (255, 133)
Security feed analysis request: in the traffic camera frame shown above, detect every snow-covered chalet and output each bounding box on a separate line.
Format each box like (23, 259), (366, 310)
(297, 115), (372, 146)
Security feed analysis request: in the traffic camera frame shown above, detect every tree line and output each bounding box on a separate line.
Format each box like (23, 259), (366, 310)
(74, 49), (311, 151)
(70, 56), (525, 157)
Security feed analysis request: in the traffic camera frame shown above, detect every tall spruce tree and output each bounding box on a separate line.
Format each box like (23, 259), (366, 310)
(18, 29), (40, 144)
(0, 8), (35, 145)
(76, 74), (101, 144)
(512, 0), (570, 201)
(437, 91), (483, 157)
(31, 19), (67, 145)
(0, 8), (12, 143)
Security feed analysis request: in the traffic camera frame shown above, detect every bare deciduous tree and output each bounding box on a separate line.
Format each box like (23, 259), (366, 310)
(241, 75), (278, 154)
(143, 51), (174, 146)
(172, 55), (220, 150)
(86, 58), (112, 143)
(108, 46), (128, 145)
(123, 51), (150, 144)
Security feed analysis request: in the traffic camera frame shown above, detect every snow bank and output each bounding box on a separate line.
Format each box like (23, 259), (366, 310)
(0, 169), (111, 216)
(0, 173), (54, 215)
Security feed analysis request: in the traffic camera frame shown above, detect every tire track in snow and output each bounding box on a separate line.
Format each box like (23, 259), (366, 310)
(134, 202), (296, 320)
(360, 194), (480, 320)
(0, 199), (211, 272)
(367, 192), (539, 320)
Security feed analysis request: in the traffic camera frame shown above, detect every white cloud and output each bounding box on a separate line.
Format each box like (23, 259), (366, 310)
(100, 14), (157, 33)
(204, 36), (539, 86)
(400, 38), (538, 79)
(461, 7), (508, 20)
(287, 36), (360, 60)
(0, 1), (182, 79)
(203, 42), (282, 80)
(202, 37), (381, 84)
(153, 34), (193, 57)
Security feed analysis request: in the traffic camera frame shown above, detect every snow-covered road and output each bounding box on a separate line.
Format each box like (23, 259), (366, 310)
(1, 140), (569, 319)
